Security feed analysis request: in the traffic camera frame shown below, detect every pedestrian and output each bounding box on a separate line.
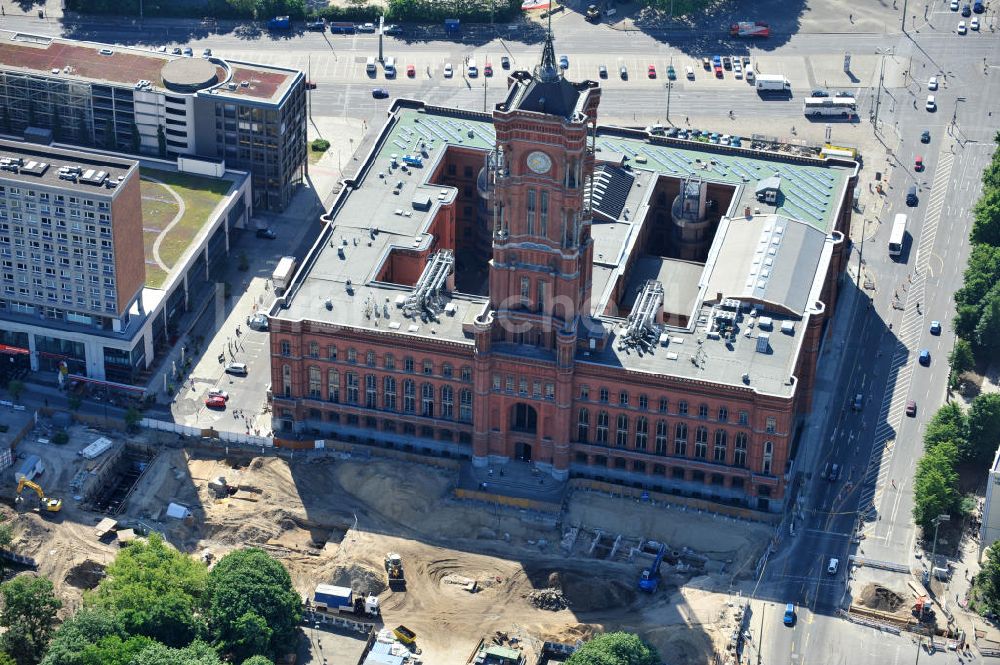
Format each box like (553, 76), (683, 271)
(849, 13), (853, 22)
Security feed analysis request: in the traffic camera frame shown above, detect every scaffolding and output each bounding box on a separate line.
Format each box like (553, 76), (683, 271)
(621, 280), (663, 349)
(403, 249), (454, 318)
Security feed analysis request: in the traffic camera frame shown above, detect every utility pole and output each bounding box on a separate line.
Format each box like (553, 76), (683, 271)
(873, 49), (890, 132)
(378, 15), (384, 63)
(757, 602), (764, 665)
(856, 217), (868, 290)
(901, 0), (909, 31)
(483, 56), (488, 112)
(926, 514), (951, 618)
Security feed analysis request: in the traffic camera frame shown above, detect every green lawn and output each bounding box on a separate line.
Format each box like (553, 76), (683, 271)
(139, 168), (234, 289)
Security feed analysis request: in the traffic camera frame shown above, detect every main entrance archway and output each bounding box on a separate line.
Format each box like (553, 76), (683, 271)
(514, 442), (533, 461)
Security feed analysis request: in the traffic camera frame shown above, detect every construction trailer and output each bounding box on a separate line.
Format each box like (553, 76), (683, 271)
(311, 584), (380, 616)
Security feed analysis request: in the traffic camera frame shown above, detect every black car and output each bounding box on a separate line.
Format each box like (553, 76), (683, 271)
(906, 184), (918, 206)
(920, 129), (931, 143)
(305, 20), (326, 31)
(974, 0), (985, 12)
(835, 91), (853, 97)
(383, 24), (403, 35)
(256, 227), (276, 239)
(811, 89), (829, 97)
(722, 56), (732, 70)
(372, 87), (389, 99)
(962, 4), (971, 15)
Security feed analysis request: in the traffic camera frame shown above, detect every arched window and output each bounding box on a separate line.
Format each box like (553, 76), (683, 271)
(365, 374), (377, 408)
(308, 366), (321, 399)
(713, 429), (728, 462)
(674, 422), (687, 456)
(282, 364), (292, 398)
(327, 369), (339, 403)
(635, 417), (648, 451)
(655, 421), (668, 455)
(421, 383), (434, 417)
(596, 411), (609, 444)
(403, 380), (415, 413)
(694, 426), (708, 459)
(441, 385), (454, 419)
(577, 408), (589, 442)
(616, 414), (629, 448)
(383, 376), (396, 410)
(734, 432), (748, 467)
(459, 389), (473, 421)
(763, 441), (773, 475)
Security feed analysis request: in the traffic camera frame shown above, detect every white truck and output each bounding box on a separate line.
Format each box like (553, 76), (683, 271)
(271, 256), (297, 294)
(755, 74), (791, 94)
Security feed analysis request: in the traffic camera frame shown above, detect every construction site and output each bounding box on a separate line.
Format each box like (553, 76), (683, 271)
(0, 420), (777, 664)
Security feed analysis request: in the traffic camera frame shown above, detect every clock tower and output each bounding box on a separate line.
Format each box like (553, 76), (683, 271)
(486, 31), (601, 351)
(471, 30), (601, 478)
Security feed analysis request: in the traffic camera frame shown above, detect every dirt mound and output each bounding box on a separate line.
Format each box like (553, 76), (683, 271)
(858, 583), (904, 611)
(334, 461), (450, 525)
(329, 564), (387, 596)
(527, 588), (569, 611)
(65, 560), (106, 589)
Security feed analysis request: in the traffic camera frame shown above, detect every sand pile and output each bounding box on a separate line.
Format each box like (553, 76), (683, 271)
(329, 563), (387, 596)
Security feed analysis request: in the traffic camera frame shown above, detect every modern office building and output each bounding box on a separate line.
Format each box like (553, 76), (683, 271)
(0, 31), (305, 210)
(267, 36), (859, 512)
(0, 139), (251, 385)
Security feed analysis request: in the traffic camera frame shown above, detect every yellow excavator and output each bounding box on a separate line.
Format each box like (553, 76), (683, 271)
(15, 478), (62, 513)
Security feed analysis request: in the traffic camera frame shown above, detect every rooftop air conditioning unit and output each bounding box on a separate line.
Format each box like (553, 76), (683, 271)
(240, 80), (249, 87)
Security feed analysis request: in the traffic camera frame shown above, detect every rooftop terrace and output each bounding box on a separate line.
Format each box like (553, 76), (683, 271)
(0, 139), (137, 194)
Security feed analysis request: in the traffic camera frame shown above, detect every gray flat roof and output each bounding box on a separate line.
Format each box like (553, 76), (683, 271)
(276, 102), (857, 398)
(0, 139), (136, 195)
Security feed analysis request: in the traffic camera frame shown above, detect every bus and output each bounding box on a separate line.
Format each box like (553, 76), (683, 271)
(803, 97), (856, 118)
(888, 213), (907, 257)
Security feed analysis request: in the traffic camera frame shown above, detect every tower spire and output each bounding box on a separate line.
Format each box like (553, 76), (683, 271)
(535, 9), (560, 83)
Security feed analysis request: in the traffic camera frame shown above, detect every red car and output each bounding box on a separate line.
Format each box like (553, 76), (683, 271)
(205, 395), (227, 409)
(647, 64), (656, 78)
(484, 62), (493, 77)
(406, 64), (415, 78)
(714, 65), (723, 77)
(914, 156), (924, 171)
(906, 400), (917, 417)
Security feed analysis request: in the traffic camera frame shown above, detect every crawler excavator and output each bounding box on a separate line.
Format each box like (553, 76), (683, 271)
(15, 478), (62, 513)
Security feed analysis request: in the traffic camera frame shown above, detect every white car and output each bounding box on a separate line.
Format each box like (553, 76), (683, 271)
(685, 65), (694, 79)
(926, 95), (936, 111)
(958, 20), (967, 33)
(950, 0), (959, 8)
(443, 63), (453, 78)
(928, 76), (938, 90)
(971, 17), (980, 29)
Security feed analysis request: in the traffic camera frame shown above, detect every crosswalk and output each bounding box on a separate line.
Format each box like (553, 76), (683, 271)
(857, 151), (954, 529)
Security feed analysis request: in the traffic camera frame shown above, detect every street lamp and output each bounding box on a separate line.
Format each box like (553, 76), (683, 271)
(873, 48), (893, 132)
(926, 513), (951, 617)
(665, 82), (674, 125)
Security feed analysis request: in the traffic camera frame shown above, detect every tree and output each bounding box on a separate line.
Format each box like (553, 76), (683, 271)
(924, 402), (967, 453)
(6, 380), (23, 401)
(968, 393), (1000, 463)
(975, 285), (1000, 363)
(949, 339), (975, 388)
(0, 576), (62, 665)
(565, 632), (660, 665)
(41, 607), (123, 665)
(975, 542), (1000, 616)
(242, 657), (273, 665)
(130, 641), (223, 665)
(124, 407), (142, 432)
(0, 654), (17, 665)
(205, 549), (301, 662)
(972, 186), (1000, 247)
(913, 442), (961, 533)
(89, 533), (207, 648)
(78, 635), (155, 665)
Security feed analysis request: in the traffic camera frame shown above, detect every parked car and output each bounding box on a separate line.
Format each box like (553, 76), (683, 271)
(205, 395), (227, 409)
(256, 227), (277, 239)
(974, 0), (985, 12)
(248, 314), (269, 331)
(444, 63), (453, 78)
(383, 24), (403, 35)
(305, 20), (326, 31)
(406, 64), (415, 77)
(714, 63), (723, 77)
(702, 57), (711, 70)
(202, 48), (212, 57)
(620, 65), (628, 79)
(171, 47), (182, 55)
(358, 22), (377, 32)
(182, 47), (193, 56)
(722, 56), (732, 70)
(559, 55), (569, 69)
(971, 17), (980, 29)
(783, 604), (796, 626)
(225, 362), (248, 376)
(928, 76), (938, 90)
(667, 64), (676, 80)
(921, 129), (931, 143)
(958, 20), (967, 33)
(484, 62), (493, 77)
(686, 65), (694, 79)
(812, 89), (829, 97)
(501, 55), (511, 69)
(919, 349), (931, 366)
(208, 389), (229, 401)
(598, 64), (608, 78)
(835, 90), (852, 97)
(906, 400), (917, 417)
(930, 320), (942, 335)
(372, 87), (389, 98)
(961, 4), (971, 16)
(950, 0), (959, 9)
(827, 558), (839, 575)
(926, 95), (936, 111)
(914, 156), (924, 171)
(647, 64), (656, 78)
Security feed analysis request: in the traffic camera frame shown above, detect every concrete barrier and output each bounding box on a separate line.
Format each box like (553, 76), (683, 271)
(454, 488), (561, 513)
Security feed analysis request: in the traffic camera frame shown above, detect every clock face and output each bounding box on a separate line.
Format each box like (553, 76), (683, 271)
(526, 151), (552, 175)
